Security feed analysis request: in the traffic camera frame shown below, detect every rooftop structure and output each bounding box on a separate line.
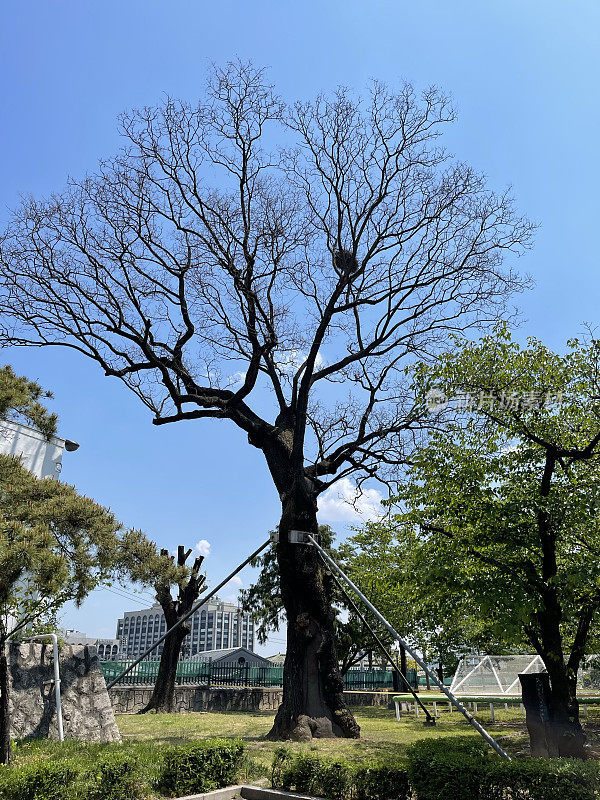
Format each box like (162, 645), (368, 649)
(61, 629), (120, 661)
(188, 647), (271, 666)
(0, 420), (79, 633)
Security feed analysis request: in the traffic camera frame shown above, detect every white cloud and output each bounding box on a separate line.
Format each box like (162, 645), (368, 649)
(222, 575), (243, 603)
(318, 478), (384, 523)
(276, 349), (325, 374)
(195, 539), (211, 557)
(227, 370), (247, 387)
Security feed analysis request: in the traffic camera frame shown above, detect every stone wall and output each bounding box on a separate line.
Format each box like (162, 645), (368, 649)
(110, 685), (284, 714)
(9, 642), (120, 742)
(343, 690), (395, 707)
(109, 685), (394, 715)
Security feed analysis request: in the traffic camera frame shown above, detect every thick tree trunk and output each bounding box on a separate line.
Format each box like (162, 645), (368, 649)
(268, 493), (360, 741)
(139, 545), (203, 714)
(536, 602), (586, 757)
(0, 639), (10, 764)
(400, 644), (407, 680)
(545, 663), (586, 758)
(139, 625), (188, 714)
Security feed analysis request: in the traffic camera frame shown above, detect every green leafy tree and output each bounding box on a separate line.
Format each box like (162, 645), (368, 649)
(0, 366), (172, 763)
(396, 328), (600, 758)
(339, 522), (486, 685)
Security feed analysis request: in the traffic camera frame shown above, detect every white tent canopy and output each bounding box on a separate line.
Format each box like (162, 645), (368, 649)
(451, 654), (600, 696)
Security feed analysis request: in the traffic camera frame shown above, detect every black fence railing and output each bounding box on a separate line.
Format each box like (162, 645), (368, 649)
(100, 660), (286, 687)
(100, 660), (412, 690)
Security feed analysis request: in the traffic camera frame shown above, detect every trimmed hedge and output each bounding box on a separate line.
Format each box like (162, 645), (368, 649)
(353, 762), (411, 800)
(0, 760), (78, 800)
(406, 736), (490, 800)
(4, 734), (600, 800)
(0, 752), (142, 800)
(406, 736), (600, 800)
(0, 738), (244, 800)
(484, 758), (600, 800)
(271, 748), (410, 800)
(273, 739), (600, 800)
(156, 737), (245, 797)
(80, 750), (143, 800)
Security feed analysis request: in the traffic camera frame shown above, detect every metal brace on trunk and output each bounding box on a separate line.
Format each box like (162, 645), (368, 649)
(270, 530), (319, 544)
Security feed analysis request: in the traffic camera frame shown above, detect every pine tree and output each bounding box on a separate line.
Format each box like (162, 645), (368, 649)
(0, 366), (171, 762)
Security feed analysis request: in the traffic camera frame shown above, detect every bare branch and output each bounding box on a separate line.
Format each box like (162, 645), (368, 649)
(0, 62), (532, 502)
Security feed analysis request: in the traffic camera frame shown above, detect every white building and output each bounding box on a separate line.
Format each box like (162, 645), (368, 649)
(0, 418), (78, 479)
(0, 419), (79, 633)
(116, 597), (255, 660)
(61, 629), (120, 660)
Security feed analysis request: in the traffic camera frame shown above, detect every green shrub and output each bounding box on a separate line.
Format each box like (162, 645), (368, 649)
(271, 750), (409, 800)
(270, 746), (290, 790)
(354, 761), (410, 800)
(0, 759), (78, 800)
(282, 754), (346, 797)
(406, 736), (600, 800)
(407, 736), (489, 800)
(157, 737), (244, 797)
(319, 759), (354, 800)
(483, 757), (600, 800)
(79, 750), (142, 800)
(281, 754), (354, 799)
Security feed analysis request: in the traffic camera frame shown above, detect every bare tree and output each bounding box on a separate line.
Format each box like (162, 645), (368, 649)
(141, 545), (205, 714)
(0, 62), (532, 740)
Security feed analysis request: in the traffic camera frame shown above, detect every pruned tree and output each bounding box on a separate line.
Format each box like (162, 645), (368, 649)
(138, 545), (205, 713)
(0, 61), (532, 740)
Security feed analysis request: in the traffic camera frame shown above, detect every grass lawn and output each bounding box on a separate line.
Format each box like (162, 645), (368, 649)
(13, 706), (600, 797)
(9, 706), (600, 798)
(116, 704), (534, 772)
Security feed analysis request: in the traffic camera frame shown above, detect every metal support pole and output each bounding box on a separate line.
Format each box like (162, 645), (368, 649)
(28, 634), (63, 742)
(308, 535), (511, 761)
(107, 539), (270, 689)
(329, 569), (434, 722)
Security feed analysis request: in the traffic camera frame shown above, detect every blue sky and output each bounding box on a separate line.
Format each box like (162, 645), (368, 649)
(1, 0), (599, 653)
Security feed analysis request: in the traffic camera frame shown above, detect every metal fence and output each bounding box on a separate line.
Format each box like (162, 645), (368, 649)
(100, 660), (405, 690)
(100, 660), (286, 687)
(344, 668), (396, 690)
